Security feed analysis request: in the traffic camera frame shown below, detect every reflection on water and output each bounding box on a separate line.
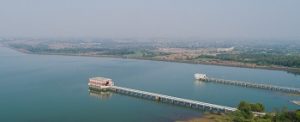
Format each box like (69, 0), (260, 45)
(89, 89), (113, 100)
(194, 80), (205, 87)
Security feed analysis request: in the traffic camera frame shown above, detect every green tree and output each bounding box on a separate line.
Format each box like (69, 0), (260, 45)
(295, 110), (300, 121)
(237, 101), (253, 119)
(250, 103), (265, 112)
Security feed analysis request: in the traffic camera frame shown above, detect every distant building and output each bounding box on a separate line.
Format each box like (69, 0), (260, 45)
(217, 47), (235, 52)
(88, 77), (114, 89)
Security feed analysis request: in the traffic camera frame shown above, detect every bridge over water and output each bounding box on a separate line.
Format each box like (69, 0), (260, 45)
(202, 77), (300, 94)
(89, 85), (237, 113)
(88, 77), (265, 115)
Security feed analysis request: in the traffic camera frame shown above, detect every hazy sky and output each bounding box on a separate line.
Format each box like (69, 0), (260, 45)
(0, 0), (299, 40)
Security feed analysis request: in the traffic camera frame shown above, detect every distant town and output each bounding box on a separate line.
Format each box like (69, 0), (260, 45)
(1, 38), (300, 74)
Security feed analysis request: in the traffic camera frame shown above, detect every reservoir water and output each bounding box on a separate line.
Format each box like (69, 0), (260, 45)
(0, 47), (299, 122)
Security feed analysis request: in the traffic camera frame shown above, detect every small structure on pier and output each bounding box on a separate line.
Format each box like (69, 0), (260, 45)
(88, 77), (114, 90)
(194, 73), (207, 80)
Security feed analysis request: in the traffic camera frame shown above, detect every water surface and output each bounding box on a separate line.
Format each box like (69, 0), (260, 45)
(0, 47), (299, 122)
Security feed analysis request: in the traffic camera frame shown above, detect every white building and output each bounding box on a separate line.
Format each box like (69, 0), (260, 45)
(194, 73), (207, 80)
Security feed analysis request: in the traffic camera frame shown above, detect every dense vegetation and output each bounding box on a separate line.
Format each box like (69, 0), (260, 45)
(197, 44), (300, 69)
(199, 53), (300, 68)
(219, 53), (300, 67)
(238, 101), (265, 112)
(216, 101), (300, 122)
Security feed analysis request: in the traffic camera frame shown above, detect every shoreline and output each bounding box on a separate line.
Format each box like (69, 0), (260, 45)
(6, 46), (300, 75)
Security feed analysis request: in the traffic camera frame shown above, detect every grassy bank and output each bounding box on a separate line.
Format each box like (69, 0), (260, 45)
(179, 101), (300, 122)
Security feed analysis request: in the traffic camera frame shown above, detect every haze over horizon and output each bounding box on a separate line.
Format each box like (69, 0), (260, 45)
(1, 0), (300, 40)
